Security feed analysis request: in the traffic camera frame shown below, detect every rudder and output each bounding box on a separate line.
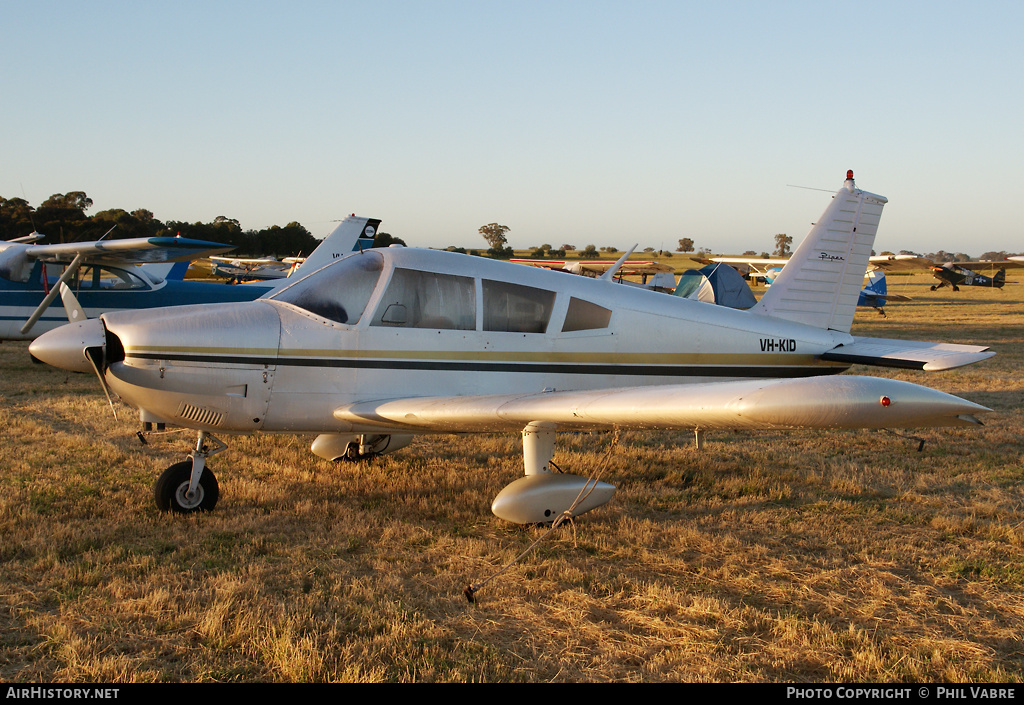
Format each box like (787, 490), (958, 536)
(751, 171), (888, 333)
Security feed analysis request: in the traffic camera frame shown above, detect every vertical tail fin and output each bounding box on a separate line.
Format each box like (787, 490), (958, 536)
(291, 215), (381, 277)
(864, 269), (887, 295)
(751, 171), (888, 333)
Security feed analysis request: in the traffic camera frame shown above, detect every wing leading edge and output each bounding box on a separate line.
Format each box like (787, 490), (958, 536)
(24, 236), (236, 265)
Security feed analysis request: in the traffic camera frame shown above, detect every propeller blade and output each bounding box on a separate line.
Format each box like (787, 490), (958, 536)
(58, 282), (88, 323)
(84, 343), (118, 421)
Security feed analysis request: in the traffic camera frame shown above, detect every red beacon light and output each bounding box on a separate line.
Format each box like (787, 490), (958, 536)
(846, 170), (854, 180)
(880, 396), (891, 407)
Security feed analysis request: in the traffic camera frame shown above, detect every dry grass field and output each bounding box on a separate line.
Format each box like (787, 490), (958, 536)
(1, 272), (1021, 683)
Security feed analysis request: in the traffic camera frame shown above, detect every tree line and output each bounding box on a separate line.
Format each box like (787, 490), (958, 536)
(0, 191), (399, 258)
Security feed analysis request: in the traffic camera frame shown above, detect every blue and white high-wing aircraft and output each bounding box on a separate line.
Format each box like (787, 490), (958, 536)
(1, 215), (378, 340)
(30, 173), (993, 524)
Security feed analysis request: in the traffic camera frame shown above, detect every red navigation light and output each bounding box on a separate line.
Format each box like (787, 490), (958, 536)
(847, 170), (854, 180)
(880, 396), (891, 407)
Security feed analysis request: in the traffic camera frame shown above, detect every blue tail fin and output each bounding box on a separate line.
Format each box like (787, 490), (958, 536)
(864, 269), (887, 295)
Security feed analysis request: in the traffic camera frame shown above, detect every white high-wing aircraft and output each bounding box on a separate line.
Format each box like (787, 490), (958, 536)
(29, 173), (994, 524)
(0, 215), (377, 340)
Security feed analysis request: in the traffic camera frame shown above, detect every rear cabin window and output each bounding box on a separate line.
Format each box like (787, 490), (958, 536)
(272, 251), (383, 325)
(371, 269), (476, 330)
(482, 280), (555, 333)
(561, 296), (612, 332)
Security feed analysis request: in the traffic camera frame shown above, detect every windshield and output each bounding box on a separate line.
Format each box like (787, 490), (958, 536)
(271, 251), (384, 325)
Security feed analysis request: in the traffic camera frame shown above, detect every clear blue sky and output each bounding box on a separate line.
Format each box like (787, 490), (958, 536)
(3, 0), (1021, 256)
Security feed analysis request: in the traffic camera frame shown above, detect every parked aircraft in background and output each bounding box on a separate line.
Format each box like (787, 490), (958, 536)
(1, 215), (378, 340)
(858, 270), (911, 316)
(30, 172), (993, 526)
(511, 256), (677, 291)
(210, 256), (294, 282)
(929, 261), (1008, 291)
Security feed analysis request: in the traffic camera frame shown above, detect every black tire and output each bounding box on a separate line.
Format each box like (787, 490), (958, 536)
(154, 460), (219, 513)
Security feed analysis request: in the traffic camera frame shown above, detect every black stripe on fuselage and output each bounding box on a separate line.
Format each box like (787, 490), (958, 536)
(124, 351), (845, 378)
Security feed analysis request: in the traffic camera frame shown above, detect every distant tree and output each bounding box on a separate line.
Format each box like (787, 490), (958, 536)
(580, 244), (599, 259)
(773, 233), (793, 257)
(479, 223), (510, 249)
(255, 221), (318, 257)
(980, 251), (1008, 261)
(642, 247), (655, 253)
(479, 222), (513, 258)
(677, 237), (694, 253)
(560, 244), (575, 251)
(34, 191), (96, 241)
(40, 191), (93, 213)
(373, 232), (406, 247)
(743, 250), (757, 256)
(0, 196), (36, 239)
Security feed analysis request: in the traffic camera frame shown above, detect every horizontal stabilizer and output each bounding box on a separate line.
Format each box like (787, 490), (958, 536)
(820, 337), (994, 371)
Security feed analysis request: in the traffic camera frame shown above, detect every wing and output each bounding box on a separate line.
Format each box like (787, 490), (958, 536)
(867, 255), (934, 271)
(25, 236), (235, 265)
(820, 337), (993, 371)
(332, 375), (987, 434)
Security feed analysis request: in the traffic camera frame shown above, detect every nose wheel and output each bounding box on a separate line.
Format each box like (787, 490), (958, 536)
(154, 431), (226, 513)
(154, 460), (220, 513)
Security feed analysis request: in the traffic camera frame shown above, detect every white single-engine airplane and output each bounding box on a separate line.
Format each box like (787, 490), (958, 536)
(30, 173), (994, 524)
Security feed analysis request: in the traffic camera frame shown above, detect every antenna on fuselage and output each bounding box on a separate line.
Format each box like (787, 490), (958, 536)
(600, 245), (637, 281)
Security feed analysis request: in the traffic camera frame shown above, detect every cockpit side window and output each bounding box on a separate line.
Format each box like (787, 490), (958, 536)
(45, 265), (148, 290)
(561, 296), (612, 332)
(370, 268), (475, 330)
(482, 279), (555, 333)
(271, 251), (384, 325)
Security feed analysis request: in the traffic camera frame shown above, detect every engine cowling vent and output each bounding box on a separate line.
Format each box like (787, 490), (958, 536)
(176, 403), (224, 427)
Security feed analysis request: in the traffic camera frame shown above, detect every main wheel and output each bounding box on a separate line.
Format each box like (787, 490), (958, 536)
(154, 460), (220, 513)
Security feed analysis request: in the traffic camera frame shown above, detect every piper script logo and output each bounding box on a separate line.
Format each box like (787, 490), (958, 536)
(818, 252), (845, 262)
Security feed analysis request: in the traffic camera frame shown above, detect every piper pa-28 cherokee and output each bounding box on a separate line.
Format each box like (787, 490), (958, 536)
(30, 172), (994, 524)
(0, 216), (377, 340)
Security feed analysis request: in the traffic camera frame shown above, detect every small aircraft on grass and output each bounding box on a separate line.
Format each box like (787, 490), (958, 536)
(30, 172), (993, 525)
(929, 261), (1007, 291)
(0, 215), (378, 340)
(210, 256), (295, 282)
